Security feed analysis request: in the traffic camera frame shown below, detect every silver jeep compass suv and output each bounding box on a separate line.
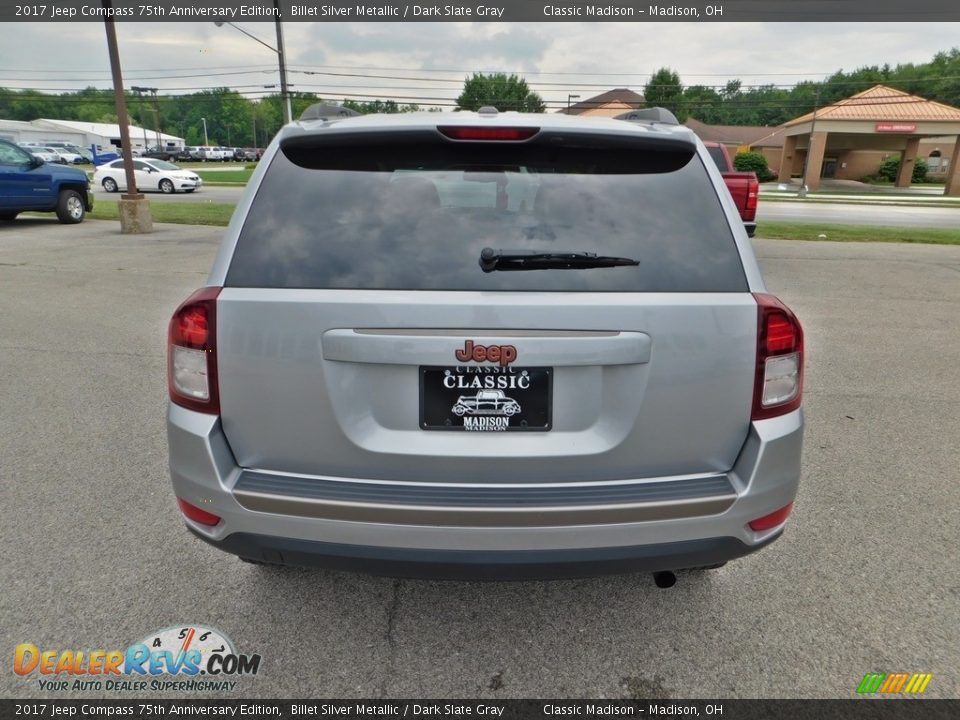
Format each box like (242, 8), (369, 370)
(167, 106), (804, 579)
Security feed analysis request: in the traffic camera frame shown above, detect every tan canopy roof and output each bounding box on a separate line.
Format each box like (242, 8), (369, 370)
(785, 85), (960, 126)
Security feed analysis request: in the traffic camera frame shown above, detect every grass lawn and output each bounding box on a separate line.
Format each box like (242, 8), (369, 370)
(194, 169), (254, 184)
(89, 201), (236, 226)
(756, 221), (960, 245)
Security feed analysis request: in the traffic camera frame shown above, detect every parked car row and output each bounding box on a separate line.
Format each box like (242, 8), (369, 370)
(176, 146), (262, 162)
(18, 142), (92, 165)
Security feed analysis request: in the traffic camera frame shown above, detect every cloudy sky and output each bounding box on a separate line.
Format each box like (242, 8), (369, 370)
(1, 22), (958, 109)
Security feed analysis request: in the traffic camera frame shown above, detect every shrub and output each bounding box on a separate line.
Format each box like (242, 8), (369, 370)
(878, 156), (928, 183)
(733, 151), (776, 182)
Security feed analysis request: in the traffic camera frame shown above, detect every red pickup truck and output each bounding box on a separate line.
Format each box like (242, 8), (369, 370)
(703, 142), (759, 237)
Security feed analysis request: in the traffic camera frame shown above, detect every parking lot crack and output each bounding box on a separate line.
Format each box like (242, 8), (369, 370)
(378, 578), (402, 697)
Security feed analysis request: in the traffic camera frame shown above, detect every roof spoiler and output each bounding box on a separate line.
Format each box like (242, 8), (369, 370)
(300, 103), (362, 122)
(614, 108), (679, 125)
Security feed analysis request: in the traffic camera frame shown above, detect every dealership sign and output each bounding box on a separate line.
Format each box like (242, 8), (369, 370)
(875, 122), (917, 132)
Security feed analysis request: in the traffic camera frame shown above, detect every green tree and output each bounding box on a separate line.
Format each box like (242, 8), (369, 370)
(456, 73), (545, 112)
(342, 99), (420, 114)
(644, 68), (686, 121)
(682, 85), (721, 122)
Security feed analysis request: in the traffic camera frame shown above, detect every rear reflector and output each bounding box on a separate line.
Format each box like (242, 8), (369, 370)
(748, 502), (794, 531)
(438, 126), (539, 141)
(752, 293), (804, 420)
(177, 498), (221, 527)
(168, 287), (221, 414)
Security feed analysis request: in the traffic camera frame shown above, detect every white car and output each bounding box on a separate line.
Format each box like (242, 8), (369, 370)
(20, 146), (63, 164)
(94, 158), (203, 194)
(50, 148), (83, 164)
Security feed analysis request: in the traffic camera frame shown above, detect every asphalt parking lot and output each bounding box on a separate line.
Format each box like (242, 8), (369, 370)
(1, 218), (958, 699)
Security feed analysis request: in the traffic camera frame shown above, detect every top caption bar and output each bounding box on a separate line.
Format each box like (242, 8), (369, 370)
(5, 0), (960, 22)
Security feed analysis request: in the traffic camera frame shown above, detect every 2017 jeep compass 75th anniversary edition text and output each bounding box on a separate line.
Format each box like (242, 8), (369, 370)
(167, 106), (804, 580)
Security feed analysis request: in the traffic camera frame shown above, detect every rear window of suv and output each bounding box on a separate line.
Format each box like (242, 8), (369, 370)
(226, 129), (747, 292)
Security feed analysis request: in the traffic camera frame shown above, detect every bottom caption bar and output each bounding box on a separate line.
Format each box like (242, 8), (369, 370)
(3, 700), (958, 720)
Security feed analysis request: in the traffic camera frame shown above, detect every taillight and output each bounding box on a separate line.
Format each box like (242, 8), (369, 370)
(748, 502), (793, 531)
(438, 126), (539, 141)
(177, 497), (221, 527)
(752, 293), (804, 420)
(745, 177), (759, 218)
(168, 287), (221, 414)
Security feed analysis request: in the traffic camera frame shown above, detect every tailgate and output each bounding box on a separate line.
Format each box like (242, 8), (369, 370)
(216, 291), (757, 483)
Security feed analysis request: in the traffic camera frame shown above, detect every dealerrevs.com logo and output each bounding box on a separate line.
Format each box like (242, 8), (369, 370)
(13, 625), (261, 693)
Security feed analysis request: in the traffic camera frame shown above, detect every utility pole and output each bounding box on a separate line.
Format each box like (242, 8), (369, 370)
(131, 87), (148, 149)
(132, 85), (158, 148)
(201, 117), (209, 145)
(150, 109), (161, 148)
(102, 0), (151, 232)
(215, 4), (291, 125)
(274, 0), (292, 124)
(150, 88), (162, 147)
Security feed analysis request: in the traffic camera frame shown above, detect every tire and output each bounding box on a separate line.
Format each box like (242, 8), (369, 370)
(159, 179), (175, 194)
(102, 177), (118, 193)
(0, 211), (18, 222)
(56, 189), (86, 224)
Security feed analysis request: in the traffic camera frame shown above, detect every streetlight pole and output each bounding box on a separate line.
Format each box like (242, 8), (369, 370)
(215, 2), (292, 125)
(201, 117), (208, 146)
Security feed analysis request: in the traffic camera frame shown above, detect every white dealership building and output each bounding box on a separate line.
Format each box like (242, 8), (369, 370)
(0, 118), (184, 152)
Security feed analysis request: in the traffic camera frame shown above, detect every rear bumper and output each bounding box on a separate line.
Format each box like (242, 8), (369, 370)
(190, 527), (781, 580)
(168, 404), (803, 578)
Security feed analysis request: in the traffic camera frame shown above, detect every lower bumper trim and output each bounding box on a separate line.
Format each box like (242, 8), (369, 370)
(187, 527), (782, 580)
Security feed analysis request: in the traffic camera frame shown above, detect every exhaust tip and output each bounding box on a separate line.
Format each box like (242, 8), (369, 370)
(653, 571), (676, 589)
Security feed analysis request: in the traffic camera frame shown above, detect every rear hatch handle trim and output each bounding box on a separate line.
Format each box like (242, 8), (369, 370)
(321, 329), (652, 366)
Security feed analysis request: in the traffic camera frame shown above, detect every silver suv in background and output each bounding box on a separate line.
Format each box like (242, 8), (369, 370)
(167, 106), (804, 582)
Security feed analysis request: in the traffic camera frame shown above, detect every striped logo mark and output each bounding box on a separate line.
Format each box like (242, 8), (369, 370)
(857, 672), (932, 694)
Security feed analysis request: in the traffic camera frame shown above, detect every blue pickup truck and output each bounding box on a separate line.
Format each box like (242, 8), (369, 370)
(0, 138), (93, 224)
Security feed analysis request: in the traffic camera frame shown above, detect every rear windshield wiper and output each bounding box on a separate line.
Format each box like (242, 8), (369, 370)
(479, 247), (640, 272)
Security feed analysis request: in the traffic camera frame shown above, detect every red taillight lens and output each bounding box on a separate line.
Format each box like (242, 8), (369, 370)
(177, 497), (221, 527)
(438, 126), (539, 141)
(765, 312), (798, 354)
(746, 178), (758, 208)
(748, 502), (794, 531)
(168, 287), (221, 414)
(177, 306), (210, 347)
(752, 293), (804, 420)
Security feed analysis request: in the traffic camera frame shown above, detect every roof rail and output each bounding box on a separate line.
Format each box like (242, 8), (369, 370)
(614, 108), (679, 125)
(300, 103), (362, 122)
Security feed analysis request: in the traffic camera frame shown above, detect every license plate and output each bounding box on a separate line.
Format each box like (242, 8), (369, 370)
(419, 366), (552, 432)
